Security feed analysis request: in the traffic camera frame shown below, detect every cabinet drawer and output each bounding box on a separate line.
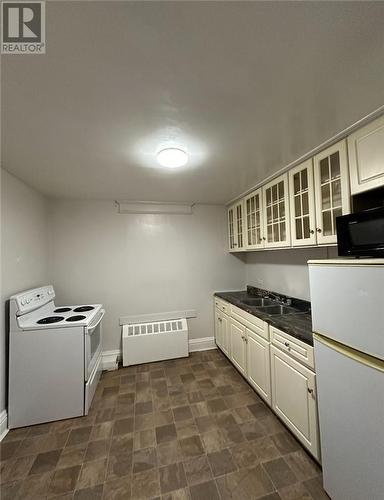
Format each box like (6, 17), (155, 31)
(214, 297), (230, 314)
(85, 354), (102, 415)
(231, 304), (269, 340)
(271, 327), (314, 370)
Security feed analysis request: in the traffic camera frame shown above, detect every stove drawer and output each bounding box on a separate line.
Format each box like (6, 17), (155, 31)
(85, 353), (102, 414)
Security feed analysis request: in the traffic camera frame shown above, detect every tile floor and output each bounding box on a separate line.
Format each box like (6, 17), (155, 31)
(0, 349), (329, 499)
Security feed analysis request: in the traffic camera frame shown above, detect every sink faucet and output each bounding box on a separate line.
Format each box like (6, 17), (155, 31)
(263, 292), (292, 306)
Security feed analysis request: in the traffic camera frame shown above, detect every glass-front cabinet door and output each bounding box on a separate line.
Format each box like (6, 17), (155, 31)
(262, 173), (291, 248)
(244, 188), (265, 249)
(228, 206), (235, 250)
(313, 140), (350, 245)
(228, 200), (245, 251)
(288, 159), (317, 246)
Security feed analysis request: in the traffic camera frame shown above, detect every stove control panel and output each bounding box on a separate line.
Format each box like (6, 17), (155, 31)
(14, 286), (55, 314)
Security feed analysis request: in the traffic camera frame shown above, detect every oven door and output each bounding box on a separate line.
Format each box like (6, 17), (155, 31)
(85, 309), (104, 381)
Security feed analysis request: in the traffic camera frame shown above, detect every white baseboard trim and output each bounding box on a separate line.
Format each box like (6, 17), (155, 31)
(102, 349), (121, 371)
(188, 336), (217, 352)
(0, 410), (9, 441)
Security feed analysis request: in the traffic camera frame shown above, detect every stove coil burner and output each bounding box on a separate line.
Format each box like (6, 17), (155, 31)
(37, 316), (64, 324)
(66, 315), (86, 322)
(73, 306), (94, 312)
(54, 307), (72, 313)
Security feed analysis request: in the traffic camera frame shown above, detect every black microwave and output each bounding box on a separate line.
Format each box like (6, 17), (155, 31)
(336, 206), (384, 257)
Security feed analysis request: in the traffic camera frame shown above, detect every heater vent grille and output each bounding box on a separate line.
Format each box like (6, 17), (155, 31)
(122, 318), (189, 366)
(126, 319), (184, 337)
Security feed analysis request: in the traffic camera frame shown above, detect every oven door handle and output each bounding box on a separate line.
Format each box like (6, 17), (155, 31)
(87, 309), (105, 332)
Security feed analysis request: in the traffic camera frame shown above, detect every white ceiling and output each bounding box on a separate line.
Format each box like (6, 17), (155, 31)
(2, 1), (384, 203)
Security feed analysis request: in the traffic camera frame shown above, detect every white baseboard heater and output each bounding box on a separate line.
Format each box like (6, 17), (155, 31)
(122, 318), (189, 366)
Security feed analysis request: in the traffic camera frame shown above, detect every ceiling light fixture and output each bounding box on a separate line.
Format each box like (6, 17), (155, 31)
(156, 147), (188, 168)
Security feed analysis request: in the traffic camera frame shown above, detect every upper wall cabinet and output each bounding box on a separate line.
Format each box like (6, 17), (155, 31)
(225, 116), (384, 251)
(228, 200), (246, 252)
(263, 173), (291, 248)
(289, 159), (317, 247)
(313, 140), (350, 245)
(244, 188), (265, 250)
(347, 115), (384, 195)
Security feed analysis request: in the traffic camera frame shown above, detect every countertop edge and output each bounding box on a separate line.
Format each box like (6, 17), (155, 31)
(214, 291), (314, 347)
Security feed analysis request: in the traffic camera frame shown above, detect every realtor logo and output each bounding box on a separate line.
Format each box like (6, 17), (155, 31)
(1, 1), (45, 54)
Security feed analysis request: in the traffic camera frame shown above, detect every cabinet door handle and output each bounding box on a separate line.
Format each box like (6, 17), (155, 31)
(310, 229), (315, 234)
(316, 228), (322, 233)
(307, 388), (314, 394)
(262, 237), (266, 241)
(284, 341), (291, 351)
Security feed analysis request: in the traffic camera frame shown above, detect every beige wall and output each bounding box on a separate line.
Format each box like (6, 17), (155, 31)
(48, 201), (246, 351)
(1, 169), (49, 414)
(245, 246), (338, 301)
(1, 171), (338, 420)
(0, 178), (245, 418)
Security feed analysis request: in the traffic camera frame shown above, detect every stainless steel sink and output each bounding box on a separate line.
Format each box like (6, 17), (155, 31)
(255, 305), (298, 315)
(241, 298), (275, 307)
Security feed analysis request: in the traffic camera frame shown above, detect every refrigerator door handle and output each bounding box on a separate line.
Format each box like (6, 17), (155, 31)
(313, 333), (384, 373)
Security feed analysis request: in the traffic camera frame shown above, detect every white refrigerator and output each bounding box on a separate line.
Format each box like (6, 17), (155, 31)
(309, 259), (384, 500)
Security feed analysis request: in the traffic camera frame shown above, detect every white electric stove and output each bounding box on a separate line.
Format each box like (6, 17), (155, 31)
(8, 285), (105, 429)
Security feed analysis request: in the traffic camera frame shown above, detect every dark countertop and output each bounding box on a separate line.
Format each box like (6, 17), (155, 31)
(215, 286), (314, 346)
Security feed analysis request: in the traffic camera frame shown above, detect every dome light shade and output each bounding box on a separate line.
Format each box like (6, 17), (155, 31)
(156, 148), (188, 168)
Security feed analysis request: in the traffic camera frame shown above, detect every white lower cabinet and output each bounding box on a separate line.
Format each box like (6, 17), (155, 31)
(214, 308), (224, 350)
(246, 328), (271, 405)
(270, 345), (320, 461)
(230, 318), (247, 376)
(214, 297), (320, 462)
(214, 307), (230, 357)
(220, 312), (230, 357)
